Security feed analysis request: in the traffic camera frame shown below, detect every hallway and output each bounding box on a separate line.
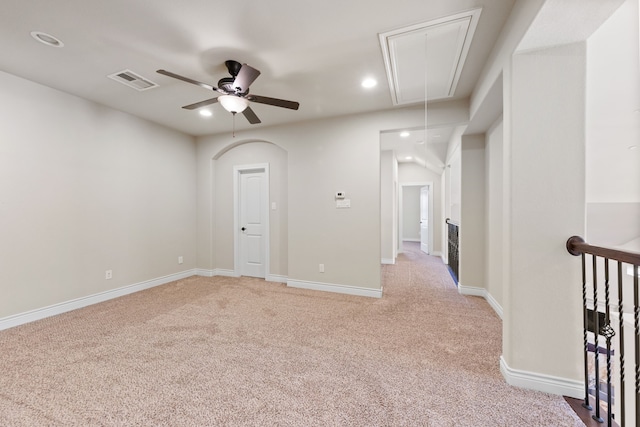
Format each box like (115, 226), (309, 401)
(380, 241), (584, 425)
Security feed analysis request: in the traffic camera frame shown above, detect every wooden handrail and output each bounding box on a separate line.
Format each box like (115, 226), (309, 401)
(445, 218), (460, 226)
(567, 235), (640, 265)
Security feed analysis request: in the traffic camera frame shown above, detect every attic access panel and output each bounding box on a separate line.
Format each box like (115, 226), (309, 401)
(379, 8), (482, 106)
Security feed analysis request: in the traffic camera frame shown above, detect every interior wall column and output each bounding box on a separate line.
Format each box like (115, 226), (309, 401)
(501, 41), (586, 395)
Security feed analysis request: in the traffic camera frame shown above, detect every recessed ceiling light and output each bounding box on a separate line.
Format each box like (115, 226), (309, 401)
(400, 131), (410, 138)
(361, 78), (377, 88)
(629, 145), (637, 150)
(199, 109), (213, 117)
(30, 31), (64, 47)
(405, 156), (413, 160)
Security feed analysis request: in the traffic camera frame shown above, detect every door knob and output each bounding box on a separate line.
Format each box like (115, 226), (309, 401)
(241, 227), (246, 231)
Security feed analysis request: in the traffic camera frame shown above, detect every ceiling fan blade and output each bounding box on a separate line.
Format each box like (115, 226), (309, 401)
(233, 64), (261, 93)
(181, 97), (219, 110)
(242, 106), (261, 124)
(156, 69), (219, 92)
(246, 95), (300, 110)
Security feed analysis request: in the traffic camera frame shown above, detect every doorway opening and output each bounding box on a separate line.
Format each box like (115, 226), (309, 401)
(399, 182), (433, 255)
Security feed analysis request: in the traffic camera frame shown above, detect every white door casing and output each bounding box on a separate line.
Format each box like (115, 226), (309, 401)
(420, 186), (429, 254)
(234, 164), (269, 278)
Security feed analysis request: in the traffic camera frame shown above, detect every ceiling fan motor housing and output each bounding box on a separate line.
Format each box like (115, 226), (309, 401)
(225, 60), (242, 77)
(217, 77), (235, 93)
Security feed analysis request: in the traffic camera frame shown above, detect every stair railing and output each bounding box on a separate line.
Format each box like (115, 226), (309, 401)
(567, 236), (640, 426)
(446, 218), (459, 283)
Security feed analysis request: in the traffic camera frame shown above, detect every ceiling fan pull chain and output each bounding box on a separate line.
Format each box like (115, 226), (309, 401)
(232, 112), (236, 138)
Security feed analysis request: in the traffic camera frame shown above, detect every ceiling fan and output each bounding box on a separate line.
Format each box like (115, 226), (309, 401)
(157, 60), (300, 124)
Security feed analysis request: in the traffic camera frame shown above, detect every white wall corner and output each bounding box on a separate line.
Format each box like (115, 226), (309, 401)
(381, 258), (396, 265)
(287, 279), (382, 298)
(0, 269), (198, 331)
(500, 356), (583, 399)
(266, 274), (288, 283)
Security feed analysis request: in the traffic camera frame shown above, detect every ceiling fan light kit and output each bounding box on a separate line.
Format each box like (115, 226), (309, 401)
(157, 60), (299, 126)
(218, 95), (249, 114)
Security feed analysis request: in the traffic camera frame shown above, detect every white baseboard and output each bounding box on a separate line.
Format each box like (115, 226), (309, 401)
(199, 269), (285, 283)
(458, 283), (485, 297)
(485, 292), (504, 319)
(196, 268), (214, 277)
(381, 258), (395, 265)
(500, 356), (583, 398)
(266, 274), (288, 283)
(402, 238), (420, 242)
(287, 279), (382, 298)
(432, 251), (443, 257)
(458, 283), (503, 319)
(213, 269), (240, 277)
(0, 269), (197, 331)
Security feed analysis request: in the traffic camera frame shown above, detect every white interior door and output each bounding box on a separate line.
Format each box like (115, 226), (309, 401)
(238, 169), (267, 278)
(420, 186), (429, 254)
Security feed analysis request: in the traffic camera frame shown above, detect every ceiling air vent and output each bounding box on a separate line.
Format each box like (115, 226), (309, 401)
(107, 69), (158, 91)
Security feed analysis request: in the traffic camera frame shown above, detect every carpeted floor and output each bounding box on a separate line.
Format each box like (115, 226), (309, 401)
(0, 242), (584, 426)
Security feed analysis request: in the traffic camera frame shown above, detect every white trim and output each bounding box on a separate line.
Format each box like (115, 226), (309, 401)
(234, 163), (270, 279)
(500, 356), (583, 398)
(485, 292), (503, 319)
(431, 251), (443, 257)
(266, 274), (288, 283)
(402, 238), (420, 242)
(0, 269), (196, 331)
(287, 279), (382, 298)
(381, 258), (396, 265)
(458, 283), (485, 297)
(213, 269), (240, 278)
(458, 283), (503, 319)
(196, 268), (215, 277)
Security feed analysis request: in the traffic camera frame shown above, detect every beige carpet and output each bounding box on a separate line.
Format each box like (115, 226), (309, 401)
(0, 243), (584, 426)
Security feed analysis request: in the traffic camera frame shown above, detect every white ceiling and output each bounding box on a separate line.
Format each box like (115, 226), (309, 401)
(380, 127), (454, 172)
(0, 0), (515, 142)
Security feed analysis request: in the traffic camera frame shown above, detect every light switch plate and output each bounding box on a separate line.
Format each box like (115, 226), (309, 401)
(336, 199), (351, 208)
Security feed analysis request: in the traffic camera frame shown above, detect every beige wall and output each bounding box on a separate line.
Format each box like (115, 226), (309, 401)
(505, 42), (586, 382)
(380, 150), (397, 263)
(0, 71), (197, 319)
(586, 0), (640, 246)
(401, 186), (420, 241)
(197, 108), (438, 291)
(212, 142), (288, 276)
(459, 135), (485, 289)
(448, 144), (461, 224)
(485, 117), (504, 309)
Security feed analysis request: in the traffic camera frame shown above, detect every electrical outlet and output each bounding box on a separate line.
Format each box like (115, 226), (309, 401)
(178, 256), (183, 264)
(105, 270), (112, 280)
(319, 264), (325, 273)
